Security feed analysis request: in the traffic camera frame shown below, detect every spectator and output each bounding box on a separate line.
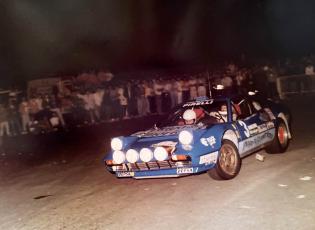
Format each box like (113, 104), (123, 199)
(125, 81), (138, 117)
(50, 94), (66, 128)
(305, 62), (315, 90)
(175, 78), (183, 105)
(170, 79), (178, 108)
(162, 80), (172, 113)
(109, 86), (119, 121)
(182, 78), (190, 102)
(154, 79), (163, 114)
(101, 86), (111, 121)
(87, 90), (97, 123)
(197, 81), (207, 97)
(137, 82), (149, 117)
(117, 86), (128, 119)
(221, 74), (233, 94)
(8, 99), (22, 136)
(94, 88), (104, 121)
(145, 80), (156, 114)
(19, 97), (30, 134)
(189, 76), (198, 100)
(235, 70), (247, 95)
(28, 96), (40, 121)
(0, 104), (11, 137)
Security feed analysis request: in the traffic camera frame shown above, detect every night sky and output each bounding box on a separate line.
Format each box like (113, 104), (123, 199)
(2, 0), (315, 86)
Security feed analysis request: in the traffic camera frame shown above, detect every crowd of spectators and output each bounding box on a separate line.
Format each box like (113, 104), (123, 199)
(0, 55), (315, 139)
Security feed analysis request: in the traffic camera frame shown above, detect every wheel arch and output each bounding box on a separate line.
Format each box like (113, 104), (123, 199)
(222, 129), (239, 148)
(277, 112), (292, 139)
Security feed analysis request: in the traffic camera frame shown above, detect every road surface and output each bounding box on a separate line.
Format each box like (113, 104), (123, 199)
(0, 96), (314, 230)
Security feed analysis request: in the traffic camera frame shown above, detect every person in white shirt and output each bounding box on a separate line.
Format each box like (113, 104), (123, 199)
(19, 97), (30, 134)
(154, 79), (163, 114)
(221, 74), (233, 95)
(94, 88), (104, 121)
(78, 90), (96, 124)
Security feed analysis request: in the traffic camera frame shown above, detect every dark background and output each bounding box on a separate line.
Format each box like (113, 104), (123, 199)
(1, 0), (315, 86)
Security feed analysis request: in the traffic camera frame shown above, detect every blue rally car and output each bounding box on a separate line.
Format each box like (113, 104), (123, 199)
(104, 94), (292, 180)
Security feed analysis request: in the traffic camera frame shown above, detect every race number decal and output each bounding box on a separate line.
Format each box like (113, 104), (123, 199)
(238, 121), (250, 138)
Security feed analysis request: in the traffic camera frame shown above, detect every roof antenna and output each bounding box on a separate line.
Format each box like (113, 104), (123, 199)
(206, 69), (212, 98)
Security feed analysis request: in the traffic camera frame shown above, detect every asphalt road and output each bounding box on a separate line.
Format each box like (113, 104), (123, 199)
(0, 95), (314, 230)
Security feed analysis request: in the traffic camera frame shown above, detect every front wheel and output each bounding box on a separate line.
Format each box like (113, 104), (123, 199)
(266, 119), (290, 154)
(208, 140), (241, 180)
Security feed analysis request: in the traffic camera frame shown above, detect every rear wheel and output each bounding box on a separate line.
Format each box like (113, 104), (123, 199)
(208, 140), (241, 180)
(266, 119), (290, 154)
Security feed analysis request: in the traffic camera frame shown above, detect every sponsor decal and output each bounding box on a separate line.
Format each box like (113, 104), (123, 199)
(177, 167), (194, 174)
(199, 151), (218, 165)
(200, 136), (216, 147)
(248, 123), (259, 135)
(238, 120), (250, 137)
(257, 124), (267, 133)
(266, 121), (275, 129)
(183, 99), (213, 107)
(240, 130), (274, 153)
(117, 172), (134, 177)
(151, 141), (177, 148)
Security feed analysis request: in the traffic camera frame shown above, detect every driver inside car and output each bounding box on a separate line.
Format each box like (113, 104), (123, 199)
(210, 104), (237, 123)
(218, 104), (228, 122)
(181, 108), (205, 125)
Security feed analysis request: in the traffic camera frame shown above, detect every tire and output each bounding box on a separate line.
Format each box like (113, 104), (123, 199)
(208, 140), (241, 180)
(266, 119), (290, 154)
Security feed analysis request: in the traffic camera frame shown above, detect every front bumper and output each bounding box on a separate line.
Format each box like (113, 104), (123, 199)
(113, 164), (215, 179)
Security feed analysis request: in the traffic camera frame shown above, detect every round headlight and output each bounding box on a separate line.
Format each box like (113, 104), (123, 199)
(113, 151), (125, 164)
(126, 149), (139, 163)
(140, 148), (154, 162)
(111, 138), (123, 151)
(179, 130), (193, 145)
(154, 147), (168, 161)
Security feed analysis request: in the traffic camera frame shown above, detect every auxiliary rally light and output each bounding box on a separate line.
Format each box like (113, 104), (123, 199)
(139, 148), (154, 162)
(111, 137), (123, 151)
(178, 130), (193, 145)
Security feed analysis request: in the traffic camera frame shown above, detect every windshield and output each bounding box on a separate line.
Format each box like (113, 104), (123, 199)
(158, 100), (229, 128)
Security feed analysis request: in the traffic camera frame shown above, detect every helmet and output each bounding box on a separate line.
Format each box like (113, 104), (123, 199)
(183, 109), (196, 122)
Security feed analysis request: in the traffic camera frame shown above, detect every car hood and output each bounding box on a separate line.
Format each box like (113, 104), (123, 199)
(131, 124), (206, 138)
(126, 124), (210, 150)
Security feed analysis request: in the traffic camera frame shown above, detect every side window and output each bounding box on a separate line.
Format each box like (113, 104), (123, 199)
(251, 100), (272, 121)
(252, 101), (262, 112)
(238, 100), (251, 118)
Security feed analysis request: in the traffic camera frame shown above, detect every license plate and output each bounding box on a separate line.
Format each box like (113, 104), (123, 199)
(177, 168), (193, 174)
(117, 172), (134, 177)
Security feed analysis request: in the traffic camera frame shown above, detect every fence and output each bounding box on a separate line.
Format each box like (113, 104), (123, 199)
(276, 74), (315, 99)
